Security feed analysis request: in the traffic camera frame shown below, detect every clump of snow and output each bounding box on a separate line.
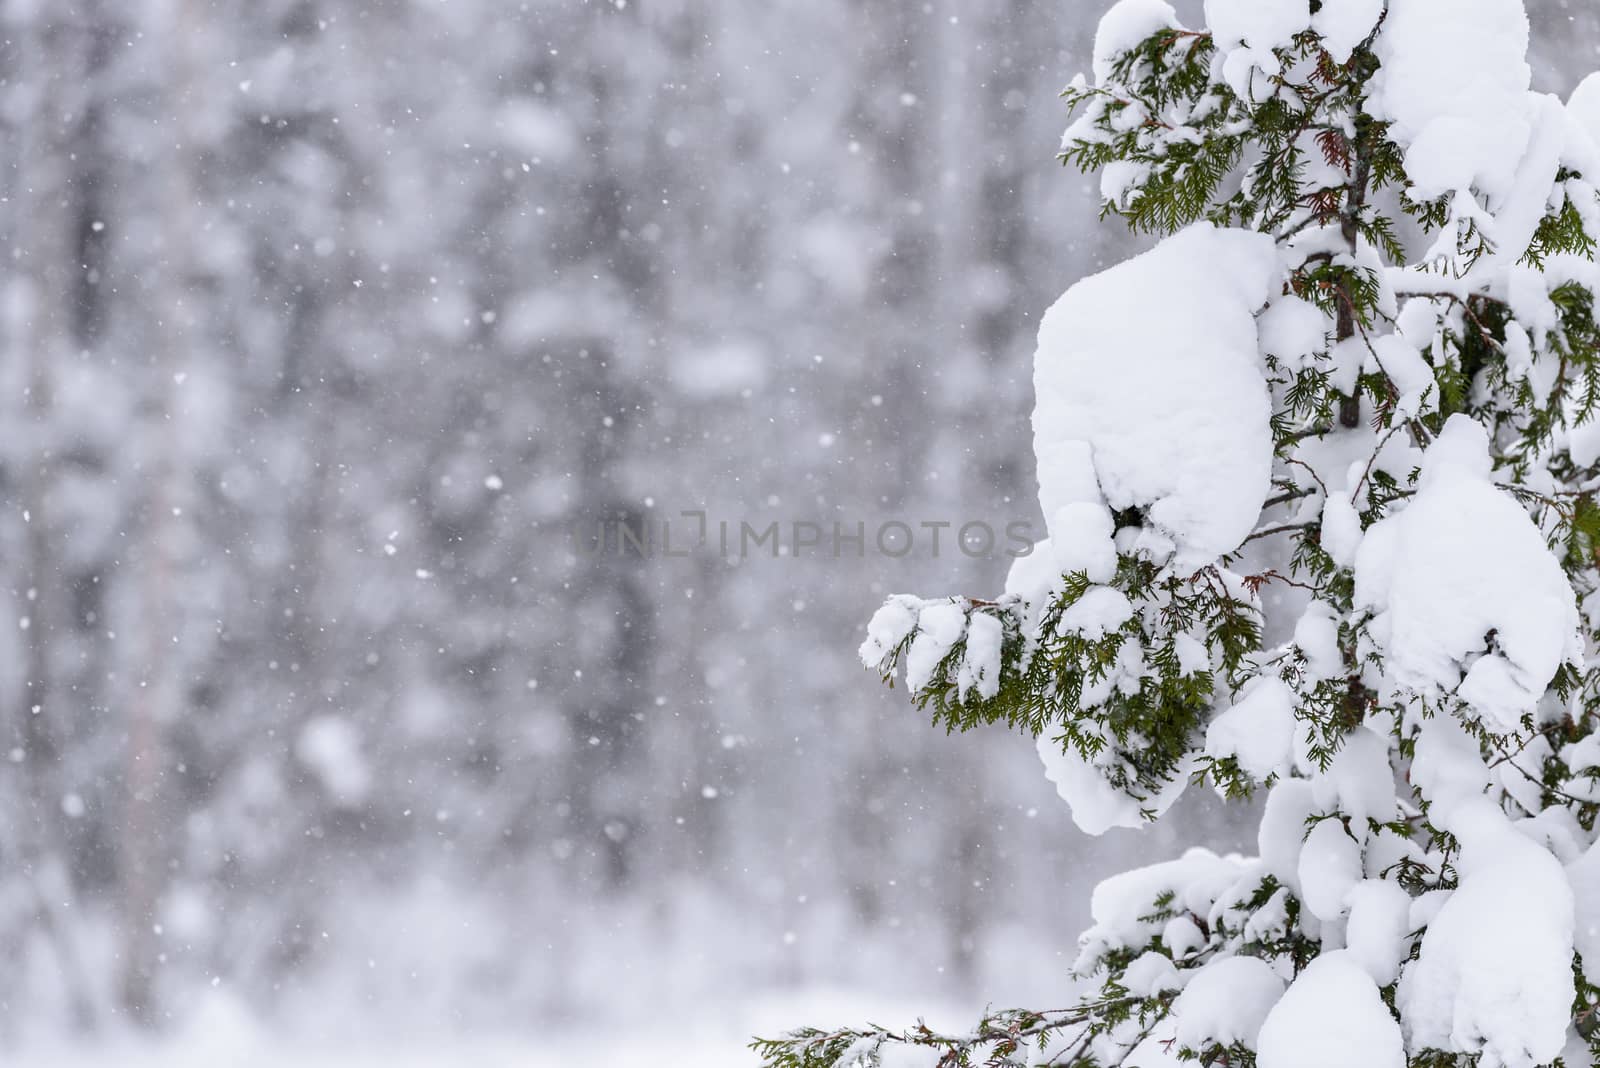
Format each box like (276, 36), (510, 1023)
(1367, 0), (1532, 204)
(904, 602), (967, 691)
(1078, 848), (1243, 960)
(1204, 676), (1295, 782)
(1567, 839), (1600, 973)
(1354, 416), (1580, 732)
(1571, 72), (1600, 150)
(1033, 223), (1279, 571)
(1258, 778), (1317, 888)
(1370, 332), (1435, 417)
(1312, 726), (1396, 830)
(1484, 93), (1569, 268)
(1204, 0), (1306, 53)
(1311, 0), (1383, 64)
(956, 613), (1003, 701)
(1050, 502), (1118, 583)
(878, 1045), (943, 1068)
(1398, 799), (1574, 1067)
(1205, 0), (1310, 100)
(1172, 956), (1284, 1051)
(1257, 294), (1328, 372)
(859, 594), (922, 667)
(1345, 879), (1413, 985)
(1293, 602), (1343, 681)
(1163, 915), (1206, 959)
(1123, 951), (1182, 996)
(1003, 537), (1061, 605)
(1297, 819), (1362, 922)
(1091, 0), (1179, 83)
(1037, 736), (1189, 836)
(1058, 585), (1135, 639)
(1258, 952), (1405, 1068)
(1409, 713), (1489, 828)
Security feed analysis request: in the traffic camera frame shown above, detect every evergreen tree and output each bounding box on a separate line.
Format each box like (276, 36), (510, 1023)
(758, 0), (1600, 1064)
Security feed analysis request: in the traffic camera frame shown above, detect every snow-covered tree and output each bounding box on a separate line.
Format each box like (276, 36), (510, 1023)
(758, 1), (1600, 1065)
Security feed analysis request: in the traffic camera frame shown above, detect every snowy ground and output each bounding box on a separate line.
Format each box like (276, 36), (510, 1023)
(9, 988), (967, 1067)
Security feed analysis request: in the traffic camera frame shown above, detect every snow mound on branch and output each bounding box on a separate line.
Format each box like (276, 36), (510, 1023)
(1312, 725), (1396, 830)
(1565, 838), (1600, 974)
(1204, 0), (1309, 99)
(1078, 848), (1244, 959)
(1297, 819), (1362, 922)
(1345, 879), (1413, 986)
(1572, 73), (1600, 149)
(904, 602), (966, 692)
(1398, 799), (1574, 1067)
(1033, 223), (1278, 572)
(1258, 778), (1317, 887)
(1204, 675), (1295, 782)
(1037, 736), (1189, 836)
(1311, 0), (1383, 64)
(1410, 712), (1490, 827)
(1091, 0), (1179, 83)
(1353, 416), (1580, 732)
(957, 613), (1002, 700)
(1204, 0), (1306, 53)
(1367, 0), (1532, 203)
(1172, 956), (1284, 1051)
(859, 594), (921, 667)
(1258, 952), (1404, 1068)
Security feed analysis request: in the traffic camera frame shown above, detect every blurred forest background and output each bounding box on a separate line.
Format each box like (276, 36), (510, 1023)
(0, 0), (1596, 1054)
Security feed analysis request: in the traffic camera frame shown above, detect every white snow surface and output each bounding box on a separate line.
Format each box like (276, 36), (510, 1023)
(1204, 675), (1295, 782)
(1203, 0), (1307, 53)
(957, 612), (1003, 701)
(1566, 838), (1600, 973)
(1050, 501), (1118, 583)
(1354, 416), (1580, 731)
(1033, 223), (1279, 571)
(1171, 956), (1284, 1052)
(1409, 712), (1491, 827)
(1037, 734), (1189, 835)
(1311, 0), (1383, 63)
(1091, 0), (1179, 83)
(1204, 0), (1309, 99)
(1572, 72), (1600, 150)
(1345, 879), (1413, 986)
(1257, 952), (1405, 1068)
(1297, 819), (1361, 923)
(859, 594), (921, 667)
(1258, 778), (1318, 888)
(1311, 725), (1396, 830)
(904, 602), (968, 692)
(1081, 848), (1244, 954)
(1367, 0), (1532, 204)
(1398, 799), (1574, 1068)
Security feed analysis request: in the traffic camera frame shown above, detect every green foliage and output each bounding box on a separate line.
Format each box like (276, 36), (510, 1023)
(766, 6), (1600, 1067)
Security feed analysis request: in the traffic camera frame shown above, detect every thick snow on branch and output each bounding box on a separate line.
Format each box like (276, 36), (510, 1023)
(1311, 0), (1384, 64)
(1258, 952), (1405, 1068)
(1037, 735), (1191, 836)
(1033, 223), (1279, 572)
(1398, 799), (1575, 1068)
(1203, 0), (1308, 97)
(1353, 416), (1580, 732)
(1367, 0), (1532, 205)
(1091, 0), (1178, 83)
